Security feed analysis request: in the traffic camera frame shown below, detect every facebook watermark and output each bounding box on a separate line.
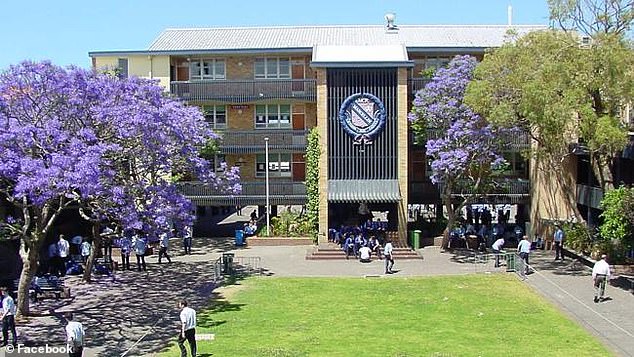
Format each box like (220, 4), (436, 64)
(4, 343), (72, 356)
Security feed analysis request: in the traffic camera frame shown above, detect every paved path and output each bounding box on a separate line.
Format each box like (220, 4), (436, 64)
(6, 240), (633, 357)
(525, 250), (634, 357)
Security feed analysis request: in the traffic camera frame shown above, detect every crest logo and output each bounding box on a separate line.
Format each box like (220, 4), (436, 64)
(338, 93), (386, 145)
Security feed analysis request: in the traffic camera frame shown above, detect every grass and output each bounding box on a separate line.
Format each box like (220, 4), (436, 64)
(159, 275), (611, 357)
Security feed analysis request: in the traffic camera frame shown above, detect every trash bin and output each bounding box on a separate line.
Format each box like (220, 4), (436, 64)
(412, 230), (421, 249)
(235, 229), (245, 246)
(222, 252), (235, 274)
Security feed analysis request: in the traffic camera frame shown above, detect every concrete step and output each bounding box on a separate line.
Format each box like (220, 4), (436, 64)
(307, 245), (423, 260)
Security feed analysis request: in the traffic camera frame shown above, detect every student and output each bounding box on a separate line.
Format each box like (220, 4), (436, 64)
(119, 234), (132, 271)
(57, 235), (70, 277)
(592, 254), (611, 303)
(178, 299), (197, 357)
(65, 313), (85, 357)
(553, 225), (565, 261)
(0, 286), (17, 347)
(80, 239), (91, 264)
(369, 236), (382, 260)
(343, 234), (354, 260)
(492, 237), (505, 268)
(182, 226), (193, 255)
(158, 232), (172, 264)
(132, 234), (147, 271)
(359, 245), (372, 263)
(517, 235), (531, 274)
(384, 239), (394, 274)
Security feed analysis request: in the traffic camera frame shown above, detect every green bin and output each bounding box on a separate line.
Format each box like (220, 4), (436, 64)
(412, 230), (421, 249)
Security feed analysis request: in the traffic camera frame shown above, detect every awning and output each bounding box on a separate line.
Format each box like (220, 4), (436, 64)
(328, 179), (401, 203)
(311, 45), (414, 68)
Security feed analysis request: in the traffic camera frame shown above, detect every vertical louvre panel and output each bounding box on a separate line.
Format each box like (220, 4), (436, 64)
(327, 68), (397, 180)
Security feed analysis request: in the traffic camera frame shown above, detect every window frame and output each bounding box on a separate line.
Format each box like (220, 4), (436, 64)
(189, 58), (226, 80)
(256, 153), (292, 178)
(254, 57), (291, 79)
(202, 105), (227, 129)
(254, 104), (291, 129)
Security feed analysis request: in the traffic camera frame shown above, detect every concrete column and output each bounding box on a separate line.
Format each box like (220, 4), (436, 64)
(396, 68), (409, 245)
(316, 68), (329, 244)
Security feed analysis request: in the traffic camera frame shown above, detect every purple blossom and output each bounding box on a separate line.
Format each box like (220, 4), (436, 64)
(0, 61), (241, 239)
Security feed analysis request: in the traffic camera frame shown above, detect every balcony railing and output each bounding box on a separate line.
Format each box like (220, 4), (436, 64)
(576, 184), (603, 209)
(439, 179), (530, 198)
(176, 180), (306, 206)
(170, 79), (317, 103)
(408, 78), (431, 96)
(425, 128), (530, 150)
(219, 129), (308, 153)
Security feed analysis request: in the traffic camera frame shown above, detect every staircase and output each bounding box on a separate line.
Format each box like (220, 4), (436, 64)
(306, 243), (422, 260)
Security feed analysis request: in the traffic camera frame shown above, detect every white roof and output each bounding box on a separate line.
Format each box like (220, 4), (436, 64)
(312, 45), (410, 65)
(145, 25), (546, 52)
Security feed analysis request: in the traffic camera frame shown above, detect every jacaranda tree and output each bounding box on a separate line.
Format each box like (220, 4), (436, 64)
(0, 61), (240, 317)
(409, 55), (509, 249)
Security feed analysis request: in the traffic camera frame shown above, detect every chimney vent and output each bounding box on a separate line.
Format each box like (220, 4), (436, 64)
(385, 12), (398, 31)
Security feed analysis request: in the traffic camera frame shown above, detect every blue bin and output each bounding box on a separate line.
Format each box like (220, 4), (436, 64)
(235, 229), (245, 246)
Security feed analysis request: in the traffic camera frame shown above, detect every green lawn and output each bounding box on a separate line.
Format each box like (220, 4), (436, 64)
(160, 275), (611, 357)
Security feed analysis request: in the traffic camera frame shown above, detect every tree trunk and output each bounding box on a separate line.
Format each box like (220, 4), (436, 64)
(82, 223), (102, 283)
(16, 237), (40, 319)
(441, 194), (455, 250)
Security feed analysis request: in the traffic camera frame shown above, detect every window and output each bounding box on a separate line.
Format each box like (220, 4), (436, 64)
(255, 104), (291, 129)
(202, 105), (227, 129)
(423, 57), (450, 70)
(209, 154), (226, 172)
(189, 59), (225, 80)
(117, 58), (128, 79)
(256, 153), (291, 178)
(254, 58), (290, 79)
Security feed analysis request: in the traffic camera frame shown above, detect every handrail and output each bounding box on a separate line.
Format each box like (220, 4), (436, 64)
(170, 79), (317, 102)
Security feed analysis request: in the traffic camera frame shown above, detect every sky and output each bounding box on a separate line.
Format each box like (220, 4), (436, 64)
(0, 0), (550, 69)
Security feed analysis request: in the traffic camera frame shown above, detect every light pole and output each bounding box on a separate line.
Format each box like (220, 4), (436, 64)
(264, 137), (270, 236)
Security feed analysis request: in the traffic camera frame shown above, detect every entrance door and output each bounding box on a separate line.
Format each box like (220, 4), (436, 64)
(291, 60), (305, 92)
(292, 105), (305, 130)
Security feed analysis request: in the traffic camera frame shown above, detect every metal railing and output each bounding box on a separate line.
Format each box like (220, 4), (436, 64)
(408, 78), (431, 95)
(576, 184), (604, 209)
(439, 179), (530, 196)
(170, 79), (317, 102)
(219, 129), (308, 153)
(176, 181), (307, 206)
(426, 128), (530, 150)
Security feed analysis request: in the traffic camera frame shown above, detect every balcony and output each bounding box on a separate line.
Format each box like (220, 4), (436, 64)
(576, 184), (603, 209)
(176, 181), (306, 206)
(408, 78), (431, 96)
(218, 129), (308, 153)
(438, 179), (530, 204)
(170, 79), (317, 103)
(426, 128), (530, 150)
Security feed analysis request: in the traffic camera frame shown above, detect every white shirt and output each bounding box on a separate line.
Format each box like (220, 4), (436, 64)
(359, 246), (371, 260)
(180, 307), (196, 331)
(492, 238), (505, 251)
(160, 233), (170, 248)
(592, 259), (611, 279)
(66, 321), (85, 347)
(2, 295), (16, 316)
(554, 229), (565, 242)
(81, 241), (91, 257)
(383, 242), (394, 256)
(133, 236), (147, 255)
(58, 238), (70, 258)
(517, 240), (531, 254)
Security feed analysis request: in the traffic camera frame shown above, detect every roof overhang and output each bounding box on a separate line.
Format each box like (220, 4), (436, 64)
(89, 47), (313, 58)
(311, 45), (414, 68)
(328, 179), (401, 203)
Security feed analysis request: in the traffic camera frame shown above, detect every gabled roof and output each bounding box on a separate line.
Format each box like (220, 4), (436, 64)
(89, 24), (547, 57)
(147, 25), (546, 52)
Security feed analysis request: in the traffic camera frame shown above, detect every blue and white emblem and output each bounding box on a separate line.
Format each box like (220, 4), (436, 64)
(338, 93), (386, 145)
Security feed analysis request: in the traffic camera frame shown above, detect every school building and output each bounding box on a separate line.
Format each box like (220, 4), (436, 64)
(89, 17), (560, 244)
